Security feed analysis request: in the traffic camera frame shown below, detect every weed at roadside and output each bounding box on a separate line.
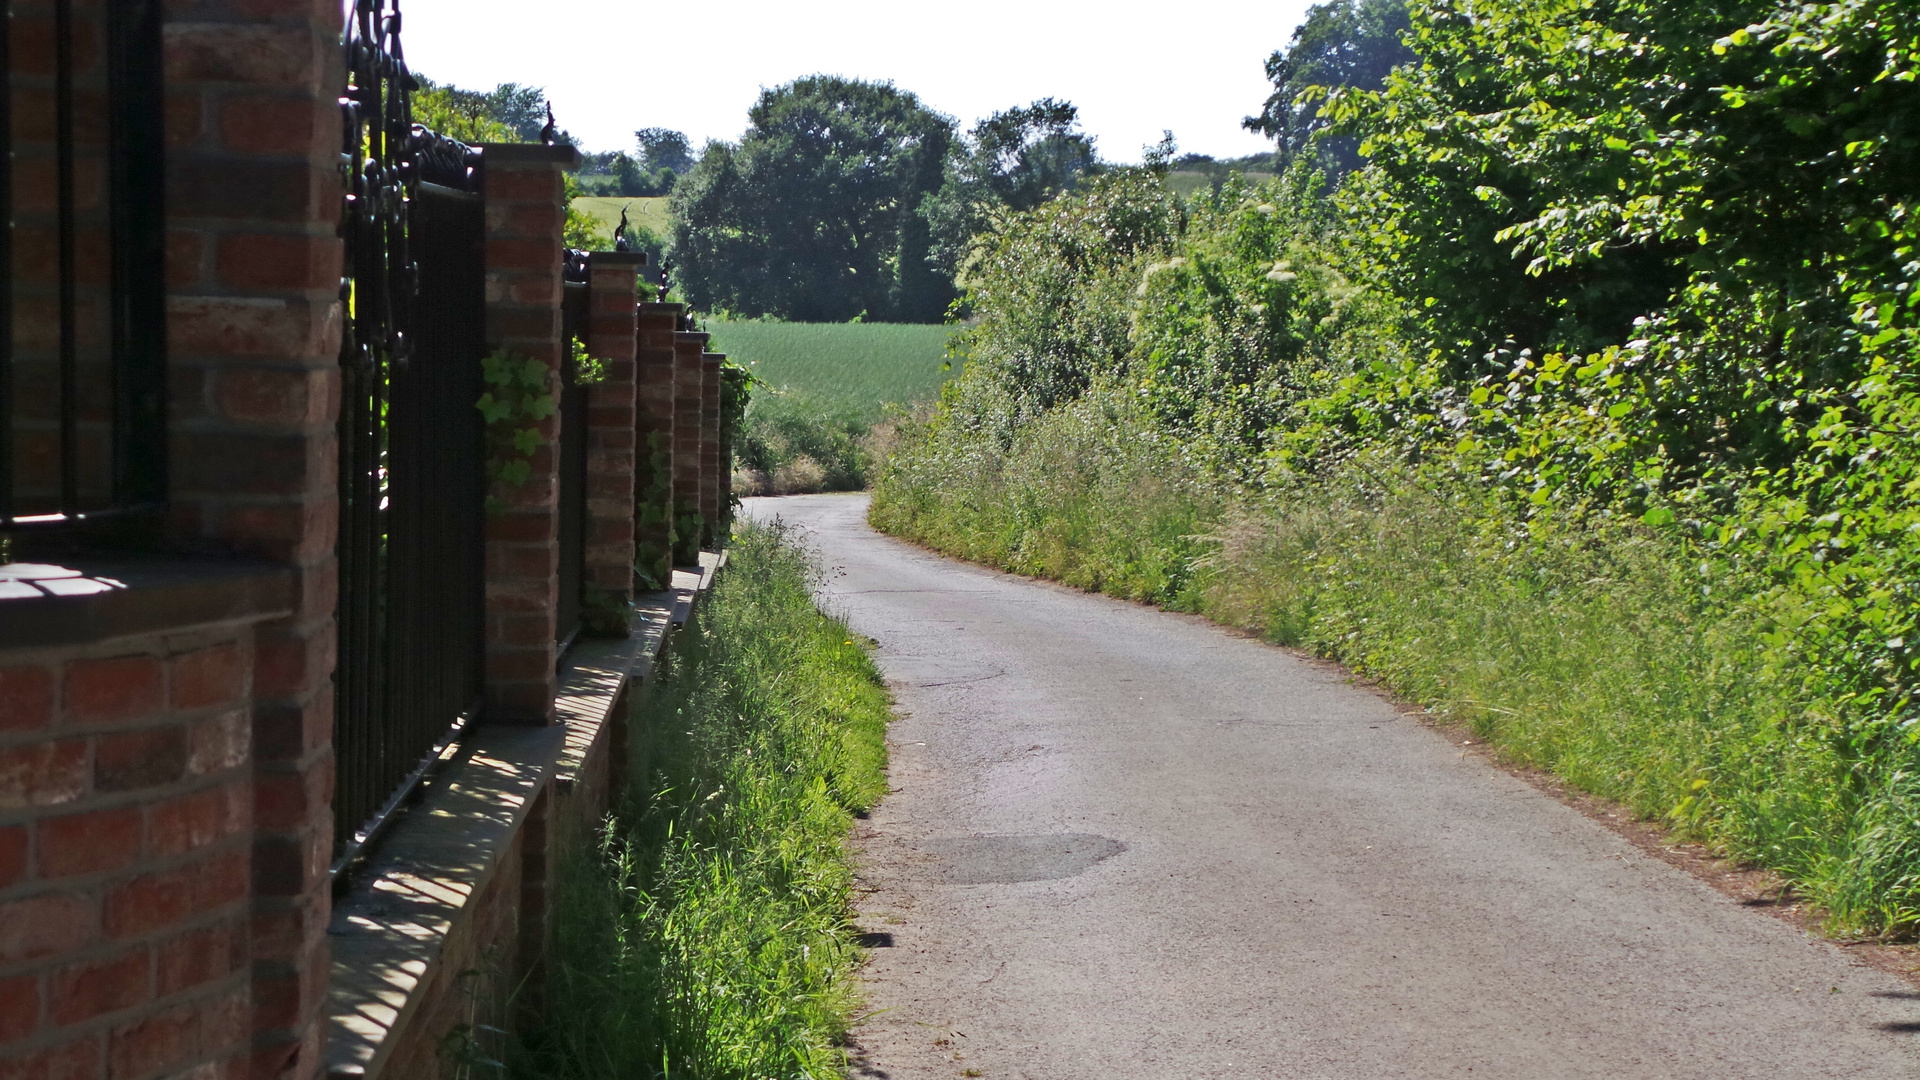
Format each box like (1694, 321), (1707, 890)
(515, 520), (891, 1079)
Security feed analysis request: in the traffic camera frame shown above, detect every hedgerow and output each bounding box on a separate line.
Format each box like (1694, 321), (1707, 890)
(873, 0), (1920, 934)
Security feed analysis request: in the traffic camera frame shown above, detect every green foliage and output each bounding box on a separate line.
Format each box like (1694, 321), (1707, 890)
(670, 76), (956, 323)
(476, 349), (557, 512)
(869, 0), (1920, 935)
(1195, 464), (1914, 928)
(1242, 0), (1412, 179)
(732, 393), (875, 496)
(872, 383), (1221, 601)
(412, 81), (515, 144)
(718, 366), (752, 533)
(562, 175), (610, 252)
(576, 131), (693, 198)
(518, 520), (891, 1079)
(920, 98), (1102, 281)
(958, 167), (1184, 417)
(635, 430), (675, 591)
(1165, 153), (1279, 200)
(412, 77), (561, 144)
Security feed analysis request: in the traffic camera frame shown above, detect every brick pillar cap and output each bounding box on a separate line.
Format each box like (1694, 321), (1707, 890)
(673, 331), (712, 345)
(478, 142), (583, 169)
(639, 302), (686, 316)
(703, 353), (726, 362)
(589, 251), (648, 267)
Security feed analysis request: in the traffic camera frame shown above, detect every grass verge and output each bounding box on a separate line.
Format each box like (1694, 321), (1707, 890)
(514, 519), (891, 1078)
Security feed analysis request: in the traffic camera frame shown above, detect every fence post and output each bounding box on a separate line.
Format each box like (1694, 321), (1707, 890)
(670, 328), (710, 566)
(584, 252), (644, 627)
(634, 303), (683, 590)
(478, 143), (579, 724)
(700, 350), (724, 548)
(160, 1), (348, 1076)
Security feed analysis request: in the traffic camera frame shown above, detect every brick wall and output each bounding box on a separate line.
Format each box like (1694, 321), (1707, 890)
(582, 254), (644, 624)
(6, 5), (733, 1078)
(161, 1), (347, 1076)
(669, 330), (708, 566)
(364, 825), (526, 1080)
(634, 305), (682, 589)
(0, 599), (276, 1080)
(478, 144), (579, 725)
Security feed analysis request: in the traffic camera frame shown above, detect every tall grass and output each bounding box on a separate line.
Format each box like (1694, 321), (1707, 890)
(871, 386), (1220, 603)
(516, 520), (891, 1078)
(872, 421), (1920, 934)
(731, 392), (875, 497)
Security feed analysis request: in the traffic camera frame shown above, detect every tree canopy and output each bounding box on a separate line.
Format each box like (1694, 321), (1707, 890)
(669, 76), (956, 322)
(1242, 0), (1412, 178)
(921, 98), (1102, 280)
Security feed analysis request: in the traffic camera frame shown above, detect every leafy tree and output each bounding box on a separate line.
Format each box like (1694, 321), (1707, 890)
(922, 98), (1101, 280)
(483, 82), (553, 142)
(669, 76), (956, 322)
(411, 76), (569, 145)
(635, 128), (695, 175)
(1243, 0), (1412, 178)
(576, 130), (697, 197)
(412, 77), (512, 143)
(1321, 0), (1919, 498)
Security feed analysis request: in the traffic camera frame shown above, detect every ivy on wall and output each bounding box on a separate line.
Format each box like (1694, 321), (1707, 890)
(635, 429), (675, 590)
(476, 349), (557, 514)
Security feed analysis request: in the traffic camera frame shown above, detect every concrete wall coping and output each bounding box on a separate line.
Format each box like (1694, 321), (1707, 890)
(0, 557), (294, 650)
(323, 551), (724, 1080)
(476, 143), (582, 168)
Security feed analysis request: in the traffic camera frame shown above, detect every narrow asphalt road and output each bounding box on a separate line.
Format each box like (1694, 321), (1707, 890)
(743, 493), (1920, 1080)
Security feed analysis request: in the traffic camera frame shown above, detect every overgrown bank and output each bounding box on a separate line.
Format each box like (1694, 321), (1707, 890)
(514, 521), (890, 1078)
(873, 0), (1920, 936)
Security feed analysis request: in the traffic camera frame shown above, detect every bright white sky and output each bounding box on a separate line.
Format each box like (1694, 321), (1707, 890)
(397, 0), (1312, 163)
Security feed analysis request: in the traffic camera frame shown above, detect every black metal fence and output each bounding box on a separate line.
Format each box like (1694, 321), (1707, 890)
(1, 0), (167, 534)
(332, 0), (488, 870)
(555, 264), (590, 652)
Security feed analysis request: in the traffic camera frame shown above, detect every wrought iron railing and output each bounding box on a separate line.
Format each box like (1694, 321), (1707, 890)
(332, 0), (487, 872)
(1, 0), (168, 534)
(556, 252), (590, 653)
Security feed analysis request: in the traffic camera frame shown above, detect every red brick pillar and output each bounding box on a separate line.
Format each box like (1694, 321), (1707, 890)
(0, 590), (279, 1080)
(633, 305), (682, 590)
(699, 352), (723, 549)
(478, 144), (579, 724)
(161, 2), (347, 1077)
(583, 253), (644, 627)
(669, 330), (709, 567)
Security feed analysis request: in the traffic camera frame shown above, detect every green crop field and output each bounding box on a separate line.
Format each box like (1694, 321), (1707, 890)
(706, 320), (960, 417)
(571, 196), (672, 238)
(1166, 170), (1275, 198)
